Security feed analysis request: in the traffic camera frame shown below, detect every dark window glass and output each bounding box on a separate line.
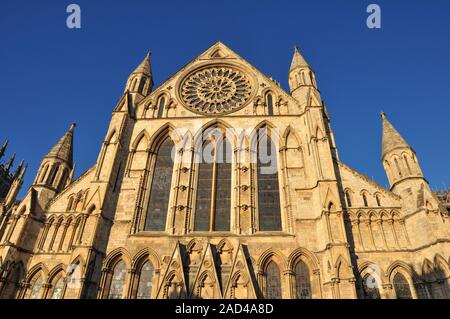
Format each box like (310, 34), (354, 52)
(145, 138), (174, 231)
(257, 131), (282, 231)
(265, 261), (281, 299)
(295, 261), (312, 299)
(363, 194), (368, 207)
(157, 97), (165, 118)
(28, 275), (43, 299)
(136, 261), (154, 299)
(376, 195), (381, 207)
(214, 138), (231, 231)
(362, 274), (381, 299)
(393, 273), (413, 299)
(50, 277), (65, 299)
(266, 94), (274, 116)
(345, 192), (352, 207)
(138, 77), (147, 94)
(195, 139), (214, 231)
(108, 260), (126, 299)
(194, 136), (232, 232)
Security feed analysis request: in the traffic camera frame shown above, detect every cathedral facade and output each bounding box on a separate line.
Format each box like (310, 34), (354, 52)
(0, 42), (449, 299)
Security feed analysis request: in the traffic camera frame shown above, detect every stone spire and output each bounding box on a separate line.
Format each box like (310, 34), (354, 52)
(124, 52), (154, 96)
(5, 153), (15, 171)
(0, 140), (7, 159)
(381, 112), (412, 159)
(12, 159), (24, 180)
(45, 123), (75, 168)
(290, 45), (309, 71)
(132, 52), (152, 76)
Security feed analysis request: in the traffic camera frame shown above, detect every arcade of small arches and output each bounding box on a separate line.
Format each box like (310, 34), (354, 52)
(347, 209), (410, 251)
(3, 246), (448, 299)
(139, 89), (291, 119)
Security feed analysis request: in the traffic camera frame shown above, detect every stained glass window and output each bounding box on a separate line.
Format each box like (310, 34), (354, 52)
(195, 140), (214, 231)
(28, 275), (43, 299)
(214, 138), (231, 231)
(362, 274), (381, 299)
(50, 277), (65, 299)
(108, 260), (126, 299)
(265, 261), (281, 299)
(393, 273), (413, 299)
(295, 261), (312, 299)
(194, 135), (231, 232)
(136, 261), (154, 299)
(257, 130), (282, 231)
(145, 138), (174, 231)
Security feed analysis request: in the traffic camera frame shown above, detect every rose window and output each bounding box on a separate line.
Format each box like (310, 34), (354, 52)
(180, 66), (252, 115)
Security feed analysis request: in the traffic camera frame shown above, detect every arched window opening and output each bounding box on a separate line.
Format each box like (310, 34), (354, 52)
(107, 260), (127, 299)
(345, 191), (352, 207)
(39, 164), (49, 183)
(266, 93), (274, 116)
(301, 72), (306, 85)
(257, 129), (282, 231)
(67, 197), (74, 211)
(394, 158), (402, 177)
(404, 155), (412, 175)
(27, 275), (43, 299)
(393, 272), (413, 299)
(376, 195), (381, 207)
(58, 168), (68, 189)
(137, 77), (147, 94)
(157, 97), (166, 118)
(50, 277), (65, 299)
(295, 261), (312, 299)
(48, 165), (59, 186)
(194, 131), (232, 232)
(265, 261), (281, 299)
(362, 193), (368, 207)
(145, 138), (175, 231)
(136, 260), (154, 299)
(362, 274), (381, 299)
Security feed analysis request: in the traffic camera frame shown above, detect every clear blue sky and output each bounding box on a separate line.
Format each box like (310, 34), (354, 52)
(1, 0), (449, 198)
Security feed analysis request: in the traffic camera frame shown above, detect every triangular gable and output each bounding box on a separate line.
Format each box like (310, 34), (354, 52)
(189, 243), (222, 299)
(156, 241), (188, 299)
(139, 41), (298, 108)
(223, 244), (257, 299)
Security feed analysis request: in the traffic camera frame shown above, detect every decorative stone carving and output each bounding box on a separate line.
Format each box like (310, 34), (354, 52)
(179, 66), (252, 115)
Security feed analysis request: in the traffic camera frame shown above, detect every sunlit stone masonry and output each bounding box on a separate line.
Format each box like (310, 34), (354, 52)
(0, 42), (449, 299)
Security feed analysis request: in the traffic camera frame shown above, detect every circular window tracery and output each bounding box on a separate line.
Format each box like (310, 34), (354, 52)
(179, 66), (252, 115)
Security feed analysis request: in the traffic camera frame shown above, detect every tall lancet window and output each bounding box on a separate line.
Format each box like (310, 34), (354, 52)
(393, 273), (413, 299)
(138, 77), (147, 94)
(107, 260), (126, 299)
(265, 261), (282, 299)
(266, 93), (274, 116)
(145, 138), (174, 231)
(157, 96), (166, 118)
(256, 128), (282, 231)
(136, 260), (154, 299)
(295, 261), (312, 299)
(194, 129), (232, 232)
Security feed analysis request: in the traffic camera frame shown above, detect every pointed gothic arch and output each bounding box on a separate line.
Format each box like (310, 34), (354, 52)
(191, 121), (236, 232)
(250, 123), (282, 232)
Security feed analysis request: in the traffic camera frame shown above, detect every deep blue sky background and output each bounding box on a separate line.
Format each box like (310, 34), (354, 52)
(1, 0), (449, 197)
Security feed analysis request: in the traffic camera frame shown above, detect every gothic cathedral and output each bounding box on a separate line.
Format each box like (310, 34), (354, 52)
(1, 42), (449, 299)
